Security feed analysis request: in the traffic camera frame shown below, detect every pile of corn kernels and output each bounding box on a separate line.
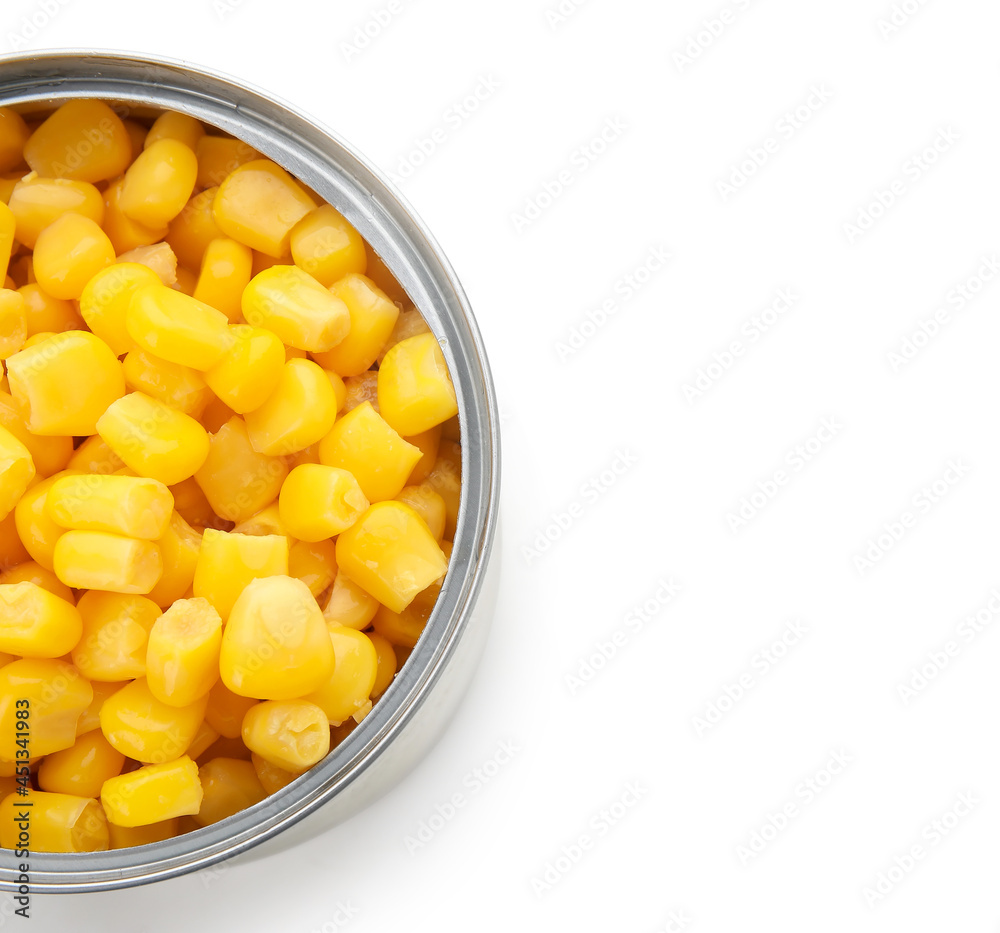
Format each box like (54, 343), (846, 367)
(0, 100), (460, 851)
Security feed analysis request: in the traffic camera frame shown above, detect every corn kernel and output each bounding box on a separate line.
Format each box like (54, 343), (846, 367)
(204, 325), (284, 413)
(32, 213), (115, 300)
(0, 108), (29, 173)
(103, 177), (167, 255)
(314, 274), (399, 377)
(194, 417), (287, 524)
(213, 160), (316, 257)
(404, 424), (442, 486)
(126, 283), (233, 370)
(220, 575), (333, 699)
(166, 187), (222, 270)
(0, 423), (34, 518)
(173, 264), (197, 296)
(193, 238), (253, 323)
(336, 501), (448, 613)
(289, 205), (367, 287)
(279, 464), (368, 542)
(67, 435), (124, 475)
(245, 358), (336, 456)
(75, 679), (127, 735)
(394, 484), (447, 542)
(0, 559), (74, 603)
(0, 790), (108, 852)
(0, 658), (92, 758)
(0, 581), (81, 657)
(46, 472), (174, 539)
(0, 510), (28, 570)
(427, 439), (461, 539)
(147, 511), (201, 608)
(0, 203), (11, 284)
(100, 678), (207, 763)
(378, 333), (458, 436)
(54, 530), (162, 595)
(372, 599), (430, 649)
(364, 242), (408, 306)
(368, 632), (396, 698)
(169, 476), (217, 528)
(251, 752), (301, 794)
(232, 503), (292, 539)
(318, 401), (421, 502)
(97, 391), (211, 485)
(121, 118), (147, 154)
(101, 755), (203, 827)
(193, 757), (265, 826)
(204, 680), (258, 739)
(144, 112), (204, 152)
(193, 529), (288, 621)
(108, 817), (180, 848)
(24, 100), (131, 183)
(288, 538), (338, 597)
(146, 597), (222, 708)
(195, 135), (260, 189)
(241, 699), (330, 772)
(19, 281), (82, 334)
(37, 730), (125, 797)
(116, 242), (178, 286)
(323, 571), (379, 630)
(376, 306), (430, 365)
(186, 719), (220, 761)
(122, 349), (211, 417)
(341, 370), (378, 413)
(8, 174), (104, 250)
(306, 627), (378, 724)
(72, 590), (159, 682)
(7, 330), (125, 435)
(14, 473), (64, 569)
(242, 265), (349, 352)
(120, 139), (198, 228)
(0, 289), (25, 359)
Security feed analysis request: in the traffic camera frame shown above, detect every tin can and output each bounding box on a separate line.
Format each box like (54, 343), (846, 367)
(0, 50), (501, 893)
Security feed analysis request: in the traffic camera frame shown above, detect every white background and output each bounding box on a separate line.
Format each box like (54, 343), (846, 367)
(3, 0), (1000, 930)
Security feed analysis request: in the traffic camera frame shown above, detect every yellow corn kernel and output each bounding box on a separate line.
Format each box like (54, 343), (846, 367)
(0, 559), (74, 603)
(195, 135), (261, 189)
(241, 699), (330, 771)
(121, 118), (147, 155)
(0, 394), (67, 482)
(173, 264), (197, 296)
(242, 265), (350, 352)
(245, 358), (336, 456)
(186, 719), (220, 761)
(146, 511), (202, 608)
(0, 289), (25, 359)
(71, 590), (161, 681)
(166, 187), (223, 270)
(376, 306), (430, 365)
(0, 180), (17, 207)
(377, 333), (458, 436)
(336, 501), (448, 613)
(126, 283), (232, 370)
(0, 790), (108, 852)
(100, 678), (207, 763)
(0, 510), (28, 570)
(286, 442), (320, 469)
(75, 679), (127, 735)
(342, 370), (378, 413)
(0, 422), (33, 518)
(97, 392), (211, 485)
(24, 100), (131, 182)
(0, 581), (81, 657)
(306, 627), (378, 724)
(232, 503), (293, 539)
(372, 599), (430, 649)
(38, 730), (125, 797)
(46, 473), (173, 539)
(318, 401), (421, 502)
(193, 238), (253, 323)
(119, 138), (198, 229)
(122, 349), (211, 417)
(204, 681), (258, 739)
(251, 752), (301, 794)
(325, 369), (348, 413)
(19, 282), (82, 334)
(193, 529), (288, 621)
(146, 597), (222, 708)
(54, 530), (162, 595)
(67, 435), (124, 475)
(144, 111), (204, 152)
(0, 658), (92, 758)
(32, 213), (115, 300)
(0, 108), (29, 173)
(8, 254), (33, 288)
(14, 473), (64, 569)
(314, 274), (399, 377)
(289, 538), (338, 598)
(323, 571), (379, 630)
(116, 242), (178, 286)
(101, 755), (203, 827)
(404, 424), (442, 486)
(169, 475), (217, 528)
(108, 817), (180, 848)
(213, 160), (316, 257)
(220, 575), (333, 699)
(204, 325), (284, 414)
(193, 757), (265, 826)
(102, 177), (167, 254)
(7, 330), (125, 435)
(368, 632), (396, 698)
(9, 176), (104, 255)
(364, 242), (409, 305)
(395, 485), (447, 541)
(0, 203), (11, 284)
(278, 464), (368, 542)
(289, 205), (367, 287)
(427, 440), (461, 539)
(252, 250), (291, 277)
(194, 417), (287, 524)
